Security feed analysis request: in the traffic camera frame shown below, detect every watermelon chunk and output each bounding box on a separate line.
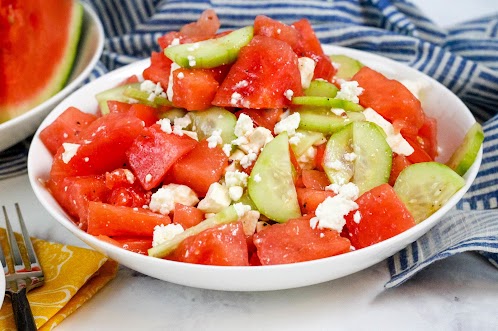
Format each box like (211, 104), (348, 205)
(0, 0), (83, 122)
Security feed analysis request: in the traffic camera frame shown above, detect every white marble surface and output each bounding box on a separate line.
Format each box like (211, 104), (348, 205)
(3, 1), (498, 330)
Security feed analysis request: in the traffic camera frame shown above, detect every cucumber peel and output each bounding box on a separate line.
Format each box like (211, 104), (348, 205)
(446, 122), (484, 176)
(394, 162), (465, 223)
(123, 86), (172, 107)
(148, 205), (239, 258)
(95, 83), (140, 115)
(164, 26), (254, 69)
(292, 96), (364, 112)
(304, 80), (339, 98)
(298, 108), (365, 134)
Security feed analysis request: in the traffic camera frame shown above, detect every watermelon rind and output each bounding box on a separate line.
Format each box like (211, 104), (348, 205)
(0, 2), (84, 123)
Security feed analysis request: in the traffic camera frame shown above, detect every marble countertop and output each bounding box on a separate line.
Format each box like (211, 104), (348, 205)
(3, 1), (498, 330)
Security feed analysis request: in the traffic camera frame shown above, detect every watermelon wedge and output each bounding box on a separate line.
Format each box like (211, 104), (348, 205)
(0, 0), (83, 123)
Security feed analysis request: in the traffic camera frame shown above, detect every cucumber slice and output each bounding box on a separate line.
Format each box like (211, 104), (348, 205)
(323, 121), (392, 194)
(446, 122), (484, 176)
(298, 107), (365, 134)
(158, 108), (187, 121)
(189, 107), (237, 144)
(290, 129), (325, 157)
(248, 133), (301, 223)
(123, 86), (172, 107)
(292, 96), (364, 112)
(148, 205), (239, 258)
(164, 26), (254, 69)
(95, 83), (139, 115)
(329, 54), (363, 80)
(394, 162), (465, 223)
(304, 80), (339, 98)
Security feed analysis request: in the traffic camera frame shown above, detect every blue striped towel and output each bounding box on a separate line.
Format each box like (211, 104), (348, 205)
(1, 0), (497, 286)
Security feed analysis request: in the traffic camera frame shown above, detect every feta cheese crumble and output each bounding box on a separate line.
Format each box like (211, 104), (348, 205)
(173, 115), (192, 136)
(149, 184), (199, 215)
(310, 182), (359, 232)
(157, 118), (173, 134)
(274, 112), (300, 136)
(335, 80), (364, 104)
(284, 89), (294, 101)
(152, 223), (184, 247)
(363, 108), (414, 156)
(207, 129), (223, 148)
(224, 170), (249, 201)
(233, 202), (251, 218)
(61, 143), (80, 164)
(231, 92), (243, 107)
(197, 182), (231, 213)
(298, 57), (316, 89)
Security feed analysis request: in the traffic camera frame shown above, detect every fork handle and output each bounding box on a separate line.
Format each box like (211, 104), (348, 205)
(11, 288), (37, 331)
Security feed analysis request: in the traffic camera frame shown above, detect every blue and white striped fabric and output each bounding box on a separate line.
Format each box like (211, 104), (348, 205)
(1, 0), (497, 286)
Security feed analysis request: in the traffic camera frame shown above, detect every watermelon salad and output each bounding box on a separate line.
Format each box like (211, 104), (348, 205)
(39, 10), (483, 266)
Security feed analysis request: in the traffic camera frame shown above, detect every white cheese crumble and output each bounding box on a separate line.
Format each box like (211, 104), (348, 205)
(187, 55), (196, 67)
(61, 143), (80, 164)
(167, 63), (181, 101)
(157, 118), (172, 133)
(353, 210), (362, 224)
(173, 115), (192, 136)
(224, 170), (248, 201)
(240, 150), (258, 169)
(233, 202), (251, 218)
(222, 144), (232, 157)
(141, 79), (167, 103)
(197, 182), (231, 213)
(123, 169), (135, 184)
(289, 131), (304, 145)
(236, 127), (273, 154)
(253, 173), (262, 182)
(234, 80), (249, 89)
(234, 114), (254, 137)
(231, 92), (243, 107)
(274, 112), (300, 136)
(152, 223), (184, 247)
(284, 89), (294, 101)
(145, 174), (152, 183)
(177, 72), (185, 79)
(331, 108), (346, 117)
(149, 184), (199, 215)
(310, 182), (360, 232)
(335, 80), (364, 104)
(207, 129), (223, 148)
(169, 38), (181, 47)
(363, 107), (414, 156)
(343, 152), (357, 162)
(297, 146), (317, 170)
(298, 57), (316, 89)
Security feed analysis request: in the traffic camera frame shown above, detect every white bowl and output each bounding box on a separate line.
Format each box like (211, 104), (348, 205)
(27, 45), (481, 291)
(0, 2), (104, 152)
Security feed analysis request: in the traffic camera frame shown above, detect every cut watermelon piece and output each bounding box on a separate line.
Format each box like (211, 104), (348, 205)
(0, 0), (83, 122)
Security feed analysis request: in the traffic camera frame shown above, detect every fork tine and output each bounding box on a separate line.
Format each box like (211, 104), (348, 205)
(15, 203), (39, 271)
(3, 205), (26, 273)
(0, 229), (8, 275)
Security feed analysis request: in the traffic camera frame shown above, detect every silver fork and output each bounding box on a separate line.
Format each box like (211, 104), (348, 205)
(1, 203), (44, 331)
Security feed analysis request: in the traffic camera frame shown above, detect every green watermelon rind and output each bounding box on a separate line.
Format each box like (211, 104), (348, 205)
(1, 2), (84, 122)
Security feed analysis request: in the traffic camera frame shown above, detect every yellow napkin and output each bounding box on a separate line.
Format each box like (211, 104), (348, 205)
(0, 229), (118, 330)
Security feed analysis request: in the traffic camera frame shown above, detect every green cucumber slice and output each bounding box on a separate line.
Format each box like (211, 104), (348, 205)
(292, 96), (364, 112)
(248, 133), (301, 223)
(329, 54), (363, 80)
(164, 26), (254, 69)
(158, 108), (187, 121)
(95, 83), (139, 115)
(394, 162), (465, 223)
(304, 80), (339, 98)
(290, 129), (325, 157)
(446, 122), (484, 176)
(123, 86), (172, 107)
(298, 107), (365, 134)
(189, 107), (237, 144)
(323, 121), (392, 194)
(148, 205), (239, 258)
